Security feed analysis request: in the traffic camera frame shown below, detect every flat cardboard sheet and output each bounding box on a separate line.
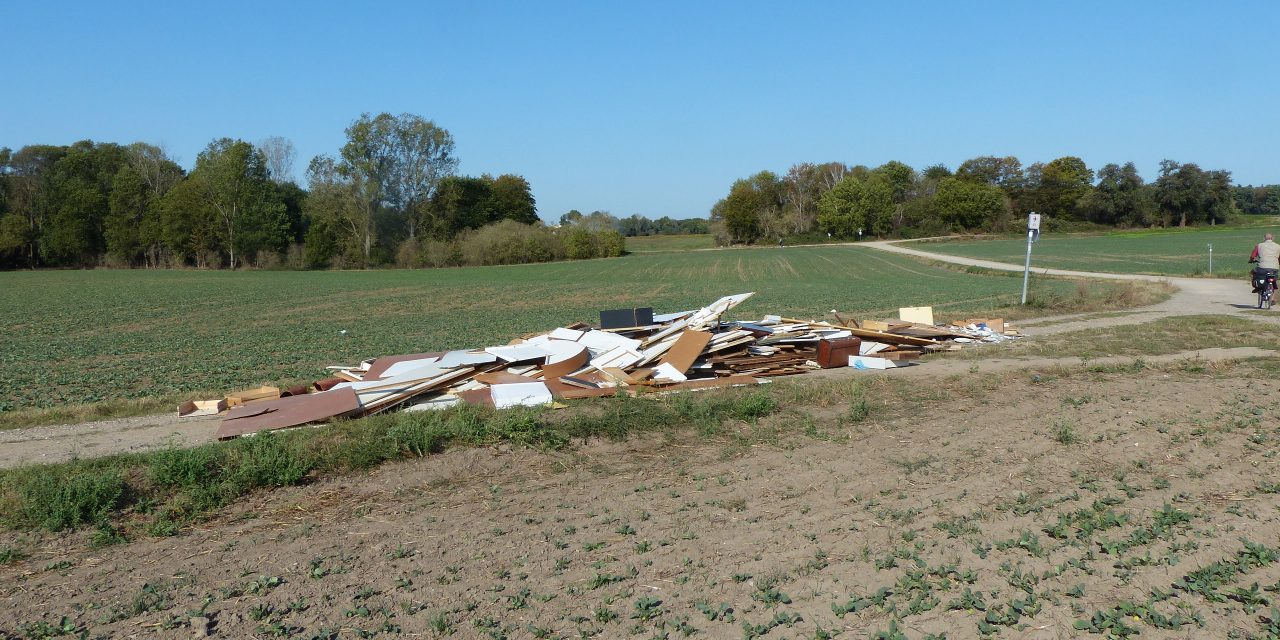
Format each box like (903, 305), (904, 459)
(216, 387), (359, 439)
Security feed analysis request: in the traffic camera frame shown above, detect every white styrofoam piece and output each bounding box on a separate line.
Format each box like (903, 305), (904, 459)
(578, 330), (642, 354)
(380, 357), (441, 379)
(652, 362), (687, 383)
(485, 343), (551, 362)
(491, 382), (554, 409)
(439, 350), (499, 367)
(850, 356), (896, 370)
(860, 341), (889, 355)
(550, 327), (586, 341)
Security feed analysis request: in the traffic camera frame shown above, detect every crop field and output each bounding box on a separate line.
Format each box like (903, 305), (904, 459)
(624, 234), (716, 253)
(912, 226), (1280, 277)
(0, 246), (1120, 414)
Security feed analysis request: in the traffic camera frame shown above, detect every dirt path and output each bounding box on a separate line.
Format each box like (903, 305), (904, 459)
(863, 239), (1276, 335)
(2, 242), (1275, 470)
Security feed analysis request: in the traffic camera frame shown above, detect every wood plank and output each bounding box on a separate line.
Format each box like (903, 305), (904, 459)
(657, 329), (712, 374)
(841, 326), (939, 347)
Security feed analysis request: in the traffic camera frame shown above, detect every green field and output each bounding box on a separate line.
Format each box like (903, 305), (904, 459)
(0, 246), (1131, 413)
(912, 226), (1280, 277)
(624, 233), (715, 252)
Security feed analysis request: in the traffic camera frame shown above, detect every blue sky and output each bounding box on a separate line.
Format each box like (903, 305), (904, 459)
(3, 1), (1277, 221)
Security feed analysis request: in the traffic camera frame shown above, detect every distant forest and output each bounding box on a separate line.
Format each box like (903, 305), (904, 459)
(710, 156), (1280, 245)
(0, 112), (699, 270)
(5, 123), (1277, 269)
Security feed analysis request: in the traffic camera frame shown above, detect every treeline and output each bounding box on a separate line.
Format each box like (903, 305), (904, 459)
(710, 156), (1252, 244)
(0, 112), (622, 270)
(558, 210), (708, 237)
(1234, 185), (1280, 216)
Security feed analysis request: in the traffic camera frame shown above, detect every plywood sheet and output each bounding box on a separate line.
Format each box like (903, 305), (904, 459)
(657, 330), (712, 374)
(216, 387), (359, 439)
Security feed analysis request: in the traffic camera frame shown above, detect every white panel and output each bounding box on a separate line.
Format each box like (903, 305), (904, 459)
(491, 382), (554, 409)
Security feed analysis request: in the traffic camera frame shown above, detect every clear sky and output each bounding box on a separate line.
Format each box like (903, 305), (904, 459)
(3, 1), (1277, 222)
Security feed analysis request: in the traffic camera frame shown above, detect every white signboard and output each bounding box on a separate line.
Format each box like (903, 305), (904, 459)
(1027, 213), (1041, 231)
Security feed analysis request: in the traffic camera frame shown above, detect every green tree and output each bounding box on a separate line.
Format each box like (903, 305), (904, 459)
(711, 171), (783, 243)
(1029, 156), (1094, 221)
(43, 141), (126, 266)
(385, 115), (459, 240)
(192, 138), (285, 268)
(1155, 160), (1232, 227)
(156, 174), (220, 267)
(1, 145), (65, 267)
(559, 209), (584, 226)
(816, 175), (893, 238)
(487, 174), (537, 224)
(105, 164), (149, 264)
(956, 156), (1025, 191)
(933, 177), (1008, 231)
(305, 155), (367, 266)
(1079, 162), (1154, 227)
(430, 175), (495, 237)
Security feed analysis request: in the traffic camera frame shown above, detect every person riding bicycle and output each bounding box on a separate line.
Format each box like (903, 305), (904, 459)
(1249, 232), (1280, 292)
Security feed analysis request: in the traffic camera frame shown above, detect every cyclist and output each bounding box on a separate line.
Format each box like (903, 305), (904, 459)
(1249, 232), (1280, 293)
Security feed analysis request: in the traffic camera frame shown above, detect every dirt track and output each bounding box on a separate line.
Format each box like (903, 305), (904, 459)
(0, 242), (1270, 470)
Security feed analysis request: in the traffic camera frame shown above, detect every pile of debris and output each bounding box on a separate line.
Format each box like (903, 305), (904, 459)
(180, 293), (1018, 439)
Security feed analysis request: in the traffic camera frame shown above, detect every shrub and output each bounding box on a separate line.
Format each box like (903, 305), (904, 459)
(11, 467), (127, 531)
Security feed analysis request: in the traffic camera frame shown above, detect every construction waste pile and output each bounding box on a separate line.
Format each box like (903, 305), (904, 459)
(180, 293), (1019, 440)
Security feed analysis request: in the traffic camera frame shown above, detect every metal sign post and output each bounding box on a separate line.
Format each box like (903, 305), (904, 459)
(1021, 213), (1040, 305)
(1208, 243), (1213, 274)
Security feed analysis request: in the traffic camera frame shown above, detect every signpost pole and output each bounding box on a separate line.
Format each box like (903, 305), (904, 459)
(1021, 212), (1040, 305)
(1208, 243), (1213, 274)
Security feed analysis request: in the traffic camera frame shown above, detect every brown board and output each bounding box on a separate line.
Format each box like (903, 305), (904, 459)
(657, 329), (713, 374)
(216, 387), (360, 440)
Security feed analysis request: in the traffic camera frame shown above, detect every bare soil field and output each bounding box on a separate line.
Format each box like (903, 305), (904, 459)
(3, 355), (1280, 639)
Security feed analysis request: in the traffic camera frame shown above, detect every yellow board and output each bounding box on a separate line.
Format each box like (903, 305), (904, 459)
(898, 306), (934, 326)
